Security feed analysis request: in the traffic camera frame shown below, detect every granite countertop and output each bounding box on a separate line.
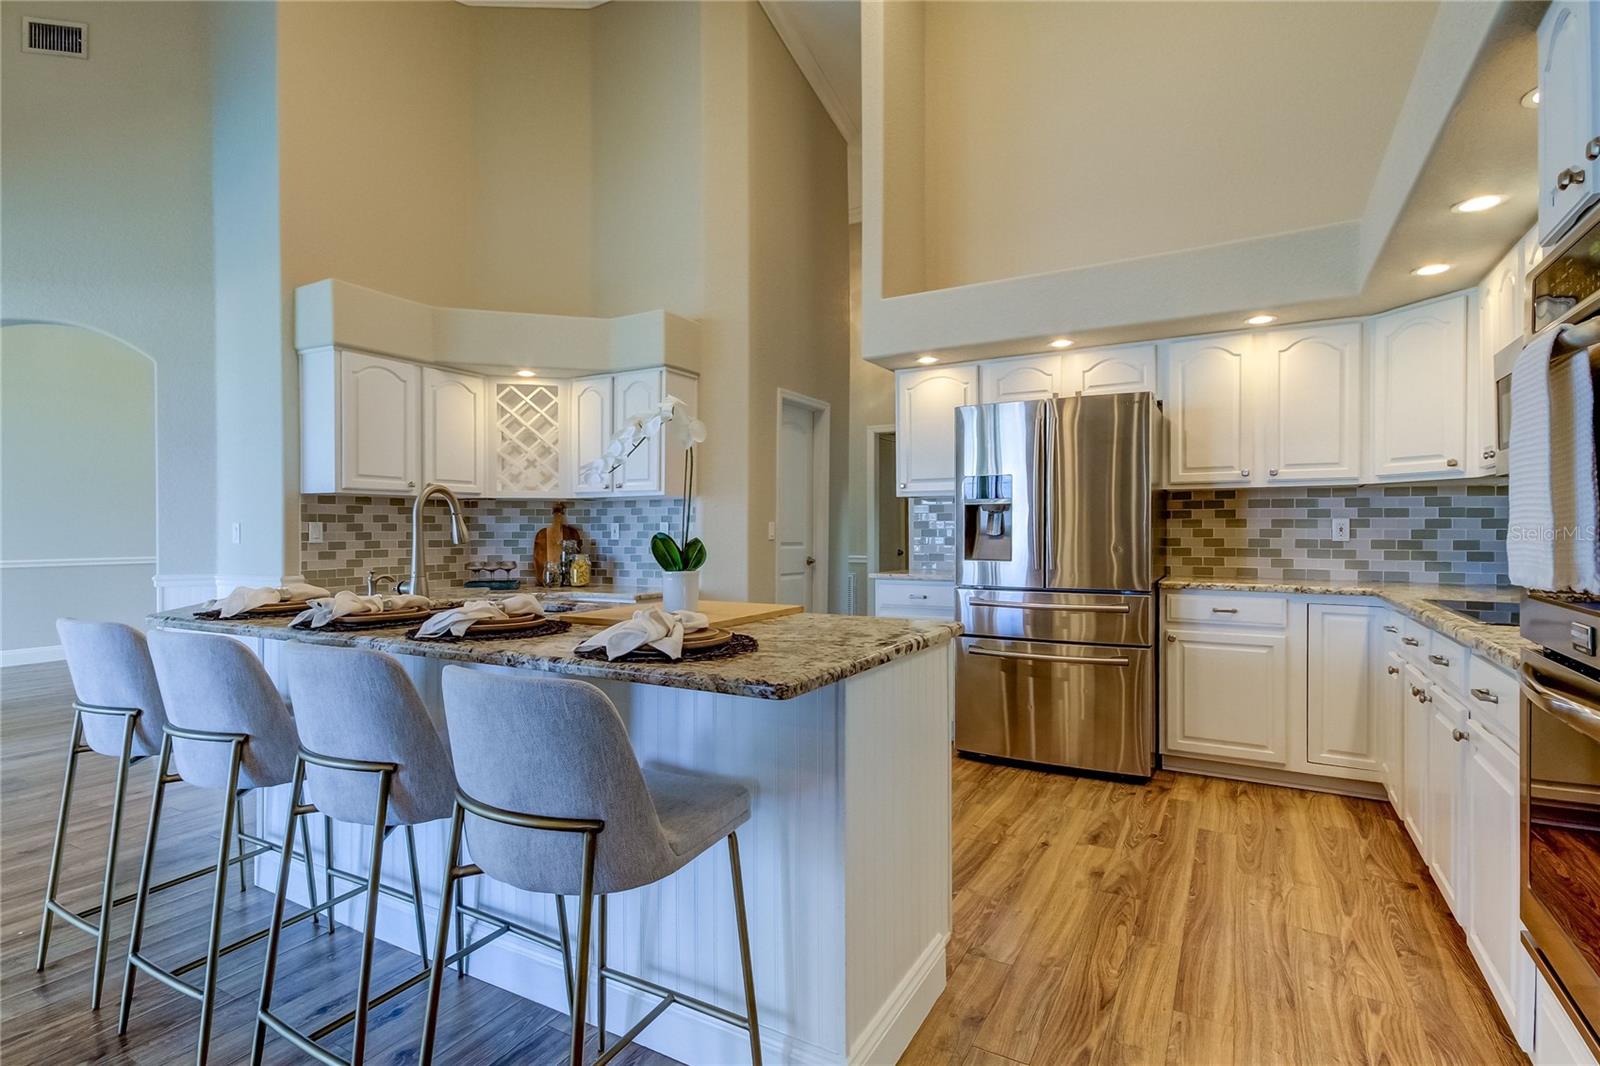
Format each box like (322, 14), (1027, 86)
(1162, 578), (1531, 671)
(150, 607), (961, 702)
(868, 570), (955, 583)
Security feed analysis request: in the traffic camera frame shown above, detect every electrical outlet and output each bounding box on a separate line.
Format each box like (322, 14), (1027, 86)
(231, 522), (242, 545)
(307, 521), (324, 544)
(1330, 518), (1351, 542)
(610, 522), (621, 541)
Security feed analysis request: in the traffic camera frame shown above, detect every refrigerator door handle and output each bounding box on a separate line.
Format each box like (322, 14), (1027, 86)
(967, 599), (1131, 614)
(967, 647), (1131, 667)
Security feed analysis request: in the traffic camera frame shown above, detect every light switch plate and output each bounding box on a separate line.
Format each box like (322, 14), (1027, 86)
(231, 522), (242, 545)
(1330, 518), (1351, 542)
(307, 521), (324, 544)
(767, 521), (776, 541)
(610, 523), (621, 541)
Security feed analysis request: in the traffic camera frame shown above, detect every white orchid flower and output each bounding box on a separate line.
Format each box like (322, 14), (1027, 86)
(686, 419), (708, 444)
(659, 394), (685, 416)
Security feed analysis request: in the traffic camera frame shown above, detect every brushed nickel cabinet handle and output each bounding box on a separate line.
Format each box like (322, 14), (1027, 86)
(1419, 690), (1432, 703)
(1383, 625), (1398, 633)
(1210, 607), (1238, 614)
(1446, 458), (1459, 468)
(1402, 636), (1421, 646)
(1240, 468), (1251, 478)
(1409, 685), (1422, 698)
(1268, 468), (1279, 477)
(1166, 634), (1177, 643)
(1483, 448), (1497, 460)
(1470, 687), (1499, 704)
(1387, 666), (1400, 675)
(1558, 167), (1586, 190)
(1587, 137), (1600, 161)
(1452, 728), (1468, 743)
(1428, 653), (1450, 666)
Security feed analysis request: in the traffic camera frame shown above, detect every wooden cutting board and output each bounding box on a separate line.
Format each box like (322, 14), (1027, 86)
(561, 600), (803, 628)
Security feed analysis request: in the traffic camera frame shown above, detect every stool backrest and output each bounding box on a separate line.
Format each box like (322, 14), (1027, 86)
(440, 667), (674, 896)
(147, 630), (301, 791)
(284, 644), (456, 826)
(56, 619), (170, 758)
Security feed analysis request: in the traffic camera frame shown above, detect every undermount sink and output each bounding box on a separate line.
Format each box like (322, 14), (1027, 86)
(1424, 598), (1520, 627)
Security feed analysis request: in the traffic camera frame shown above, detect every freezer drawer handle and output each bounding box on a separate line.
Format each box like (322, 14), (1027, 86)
(968, 647), (1130, 667)
(1521, 665), (1600, 743)
(967, 599), (1131, 614)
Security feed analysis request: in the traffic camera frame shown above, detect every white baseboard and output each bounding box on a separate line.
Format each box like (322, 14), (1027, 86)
(1161, 754), (1387, 800)
(1, 644), (64, 667)
(848, 933), (947, 1065)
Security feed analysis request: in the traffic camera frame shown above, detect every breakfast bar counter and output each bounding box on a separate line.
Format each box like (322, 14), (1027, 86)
(149, 606), (960, 1066)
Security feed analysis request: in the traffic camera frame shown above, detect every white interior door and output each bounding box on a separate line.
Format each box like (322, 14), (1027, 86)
(777, 399), (818, 608)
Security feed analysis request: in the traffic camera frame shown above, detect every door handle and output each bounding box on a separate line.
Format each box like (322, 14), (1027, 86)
(968, 647), (1130, 667)
(968, 599), (1131, 613)
(1469, 687), (1499, 704)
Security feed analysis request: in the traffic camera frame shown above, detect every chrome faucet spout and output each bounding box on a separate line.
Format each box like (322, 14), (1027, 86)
(401, 483), (471, 598)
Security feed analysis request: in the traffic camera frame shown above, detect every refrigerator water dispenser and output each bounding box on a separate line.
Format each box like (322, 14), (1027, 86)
(962, 474), (1013, 561)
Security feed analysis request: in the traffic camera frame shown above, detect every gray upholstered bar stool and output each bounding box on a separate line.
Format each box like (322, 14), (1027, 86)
(418, 668), (761, 1066)
(251, 643), (453, 1066)
(38, 620), (174, 1010)
(122, 629), (331, 1065)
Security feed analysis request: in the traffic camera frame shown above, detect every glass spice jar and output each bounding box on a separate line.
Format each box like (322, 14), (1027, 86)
(569, 553), (592, 587)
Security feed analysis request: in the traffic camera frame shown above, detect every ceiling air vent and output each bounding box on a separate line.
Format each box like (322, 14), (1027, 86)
(22, 17), (86, 58)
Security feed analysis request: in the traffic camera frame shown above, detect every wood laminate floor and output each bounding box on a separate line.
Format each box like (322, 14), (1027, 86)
(900, 756), (1528, 1066)
(0, 663), (677, 1065)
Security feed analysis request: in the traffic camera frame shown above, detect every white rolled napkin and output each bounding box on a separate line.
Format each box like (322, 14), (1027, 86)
(575, 605), (709, 660)
(291, 591), (431, 629)
(416, 594), (546, 639)
(216, 582), (331, 618)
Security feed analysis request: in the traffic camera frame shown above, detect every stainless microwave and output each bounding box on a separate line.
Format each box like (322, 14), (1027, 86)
(1498, 213), (1600, 472)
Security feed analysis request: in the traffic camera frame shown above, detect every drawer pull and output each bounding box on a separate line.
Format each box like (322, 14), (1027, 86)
(1452, 728), (1468, 743)
(1387, 666), (1400, 676)
(1469, 687), (1499, 704)
(1210, 607), (1238, 614)
(968, 647), (1130, 667)
(1383, 625), (1398, 633)
(1428, 654), (1450, 667)
(1402, 637), (1421, 647)
(969, 599), (1130, 613)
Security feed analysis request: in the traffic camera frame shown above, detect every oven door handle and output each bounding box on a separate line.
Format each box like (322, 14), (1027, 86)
(1521, 664), (1600, 743)
(967, 647), (1131, 667)
(967, 599), (1131, 614)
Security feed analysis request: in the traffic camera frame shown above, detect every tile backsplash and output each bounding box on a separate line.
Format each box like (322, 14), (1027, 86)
(909, 497), (957, 573)
(300, 495), (683, 591)
(1162, 482), (1509, 586)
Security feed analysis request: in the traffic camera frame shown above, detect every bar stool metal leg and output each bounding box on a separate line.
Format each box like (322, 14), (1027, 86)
(36, 709), (85, 976)
(194, 738), (245, 1065)
(728, 831), (762, 1066)
(569, 833), (598, 1066)
(404, 824), (429, 964)
(234, 797), (247, 894)
(323, 815), (337, 935)
(596, 894), (608, 1056)
(250, 759), (304, 1066)
(349, 773), (393, 1066)
(119, 734), (174, 1036)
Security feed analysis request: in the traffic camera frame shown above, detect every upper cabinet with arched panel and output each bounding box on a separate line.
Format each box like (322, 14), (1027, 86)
(1163, 334), (1254, 486)
(1536, 0), (1599, 246)
(1369, 293), (1469, 480)
(304, 349), (422, 495)
(978, 353), (1060, 404)
(422, 367), (486, 495)
(1260, 323), (1362, 483)
(1061, 344), (1157, 397)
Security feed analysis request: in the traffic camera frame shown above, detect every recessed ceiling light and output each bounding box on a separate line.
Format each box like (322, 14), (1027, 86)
(515, 368), (537, 378)
(1049, 338), (1074, 349)
(1246, 314), (1278, 326)
(1521, 87), (1540, 109)
(916, 354), (939, 365)
(1412, 263), (1452, 277)
(1452, 194), (1507, 214)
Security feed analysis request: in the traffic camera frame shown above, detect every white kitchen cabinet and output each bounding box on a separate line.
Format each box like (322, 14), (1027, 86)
(1163, 333), (1254, 485)
(1262, 322), (1362, 482)
(1537, 0), (1600, 246)
(896, 365), (978, 496)
(1479, 242), (1526, 365)
(1370, 294), (1470, 479)
(1534, 970), (1600, 1066)
(1426, 682), (1468, 917)
(491, 377), (569, 498)
(572, 369), (697, 498)
(1464, 720), (1521, 1032)
(421, 367), (487, 495)
(871, 578), (955, 620)
(978, 353), (1060, 404)
(1306, 602), (1380, 773)
(572, 375), (614, 496)
(1060, 343), (1158, 397)
(1402, 663), (1430, 852)
(1380, 647), (1407, 809)
(301, 348), (422, 495)
(1163, 625), (1289, 764)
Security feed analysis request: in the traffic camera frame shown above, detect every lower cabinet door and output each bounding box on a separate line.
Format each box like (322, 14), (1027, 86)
(1426, 684), (1468, 917)
(1401, 664), (1430, 851)
(1307, 603), (1380, 772)
(1465, 724), (1521, 1031)
(1382, 649), (1407, 809)
(1163, 626), (1288, 764)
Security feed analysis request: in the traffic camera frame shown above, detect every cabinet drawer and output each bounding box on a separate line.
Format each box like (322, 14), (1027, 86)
(1165, 592), (1287, 628)
(1466, 654), (1519, 749)
(1425, 630), (1468, 693)
(875, 580), (954, 616)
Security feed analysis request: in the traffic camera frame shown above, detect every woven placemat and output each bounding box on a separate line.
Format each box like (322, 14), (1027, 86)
(573, 632), (758, 663)
(403, 618), (572, 643)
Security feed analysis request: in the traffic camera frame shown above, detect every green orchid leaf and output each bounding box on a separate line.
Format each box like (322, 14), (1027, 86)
(682, 538), (707, 571)
(651, 531), (683, 571)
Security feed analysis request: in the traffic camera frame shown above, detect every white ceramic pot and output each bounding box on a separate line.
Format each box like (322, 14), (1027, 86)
(661, 569), (701, 613)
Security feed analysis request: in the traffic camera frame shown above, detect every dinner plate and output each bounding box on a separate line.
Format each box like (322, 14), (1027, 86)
(460, 615), (559, 635)
(321, 608), (435, 627)
(681, 627), (732, 650)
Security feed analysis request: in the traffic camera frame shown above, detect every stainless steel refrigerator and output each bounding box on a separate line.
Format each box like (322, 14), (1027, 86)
(954, 392), (1157, 778)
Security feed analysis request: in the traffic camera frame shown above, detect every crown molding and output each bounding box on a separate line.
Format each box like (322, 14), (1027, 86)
(759, 0), (860, 146)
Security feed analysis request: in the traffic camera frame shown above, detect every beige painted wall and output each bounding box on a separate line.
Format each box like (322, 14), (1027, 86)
(1, 325), (157, 649)
(917, 1), (1437, 292)
(845, 224), (894, 602)
(0, 0), (216, 583)
(744, 2), (851, 607)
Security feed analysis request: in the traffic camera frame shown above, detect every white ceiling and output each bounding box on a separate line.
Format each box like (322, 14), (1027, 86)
(760, 1), (861, 143)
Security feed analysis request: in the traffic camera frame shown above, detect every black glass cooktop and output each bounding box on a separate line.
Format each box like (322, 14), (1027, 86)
(1425, 598), (1520, 627)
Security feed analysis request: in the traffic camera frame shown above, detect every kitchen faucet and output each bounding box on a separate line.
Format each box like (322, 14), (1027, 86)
(398, 482), (470, 598)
